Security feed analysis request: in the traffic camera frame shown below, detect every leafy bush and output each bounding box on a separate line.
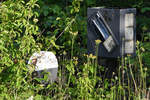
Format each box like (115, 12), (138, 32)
(0, 0), (41, 99)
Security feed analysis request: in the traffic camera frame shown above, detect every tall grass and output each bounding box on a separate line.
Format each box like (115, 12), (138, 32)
(1, 38), (148, 100)
(0, 32), (148, 99)
(38, 37), (146, 100)
(49, 39), (148, 100)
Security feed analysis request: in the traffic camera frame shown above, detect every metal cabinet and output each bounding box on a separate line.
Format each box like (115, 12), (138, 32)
(87, 8), (136, 58)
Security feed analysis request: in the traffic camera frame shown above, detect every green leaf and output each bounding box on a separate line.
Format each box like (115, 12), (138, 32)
(141, 7), (150, 13)
(43, 10), (49, 16)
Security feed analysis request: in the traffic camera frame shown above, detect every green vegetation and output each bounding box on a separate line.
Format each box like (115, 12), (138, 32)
(0, 0), (150, 99)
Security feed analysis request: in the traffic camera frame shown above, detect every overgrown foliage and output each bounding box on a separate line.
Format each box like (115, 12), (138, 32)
(0, 0), (150, 99)
(0, 0), (41, 99)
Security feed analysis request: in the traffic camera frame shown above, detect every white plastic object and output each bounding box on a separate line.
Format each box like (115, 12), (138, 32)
(28, 51), (58, 71)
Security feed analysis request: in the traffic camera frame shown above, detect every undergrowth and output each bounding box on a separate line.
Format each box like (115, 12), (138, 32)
(0, 0), (150, 100)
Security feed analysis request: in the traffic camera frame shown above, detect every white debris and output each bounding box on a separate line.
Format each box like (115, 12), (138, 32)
(27, 96), (33, 100)
(28, 51), (58, 71)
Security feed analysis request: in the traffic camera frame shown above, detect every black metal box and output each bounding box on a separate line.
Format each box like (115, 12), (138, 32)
(87, 8), (136, 58)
